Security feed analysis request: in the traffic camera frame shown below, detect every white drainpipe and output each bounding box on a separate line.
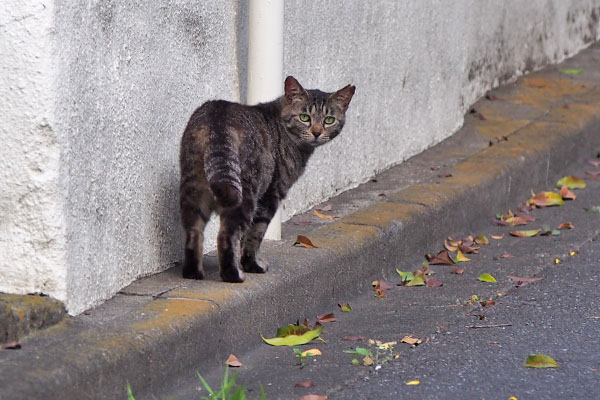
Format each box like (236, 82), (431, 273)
(247, 0), (284, 240)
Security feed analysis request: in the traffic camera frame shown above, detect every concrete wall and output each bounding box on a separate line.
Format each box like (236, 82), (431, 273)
(1, 0), (599, 314)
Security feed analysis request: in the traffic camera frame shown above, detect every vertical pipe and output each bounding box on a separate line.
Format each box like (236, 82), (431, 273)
(247, 0), (284, 240)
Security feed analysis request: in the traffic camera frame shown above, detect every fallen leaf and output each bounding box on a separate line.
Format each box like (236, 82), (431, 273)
(507, 276), (544, 287)
(406, 380), (420, 385)
(372, 280), (395, 291)
(3, 341), (21, 350)
(570, 250), (578, 256)
(505, 216), (536, 226)
(261, 326), (323, 347)
(554, 258), (561, 264)
(362, 355), (374, 366)
(557, 222), (574, 230)
(277, 324), (310, 338)
(458, 243), (479, 254)
(396, 269), (415, 283)
(540, 225), (561, 236)
(490, 234), (504, 239)
(406, 272), (426, 287)
(317, 313), (336, 323)
(585, 170), (600, 179)
(559, 68), (583, 75)
(556, 176), (586, 189)
(585, 206), (600, 213)
(589, 159), (600, 168)
(301, 348), (322, 357)
(444, 239), (458, 252)
(342, 336), (366, 341)
(426, 250), (456, 265)
(312, 209), (334, 220)
(298, 395), (327, 400)
(524, 354), (559, 368)
(499, 254), (515, 258)
(559, 185), (576, 200)
(295, 381), (314, 388)
(526, 191), (564, 207)
(224, 354), (243, 367)
(478, 273), (497, 283)
(510, 229), (542, 238)
(454, 251), (470, 263)
(338, 303), (353, 312)
(474, 234), (489, 245)
(294, 235), (318, 248)
(401, 336), (423, 345)
(450, 267), (464, 274)
(426, 278), (443, 287)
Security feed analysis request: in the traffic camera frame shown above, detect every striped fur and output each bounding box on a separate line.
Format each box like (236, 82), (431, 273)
(179, 76), (355, 282)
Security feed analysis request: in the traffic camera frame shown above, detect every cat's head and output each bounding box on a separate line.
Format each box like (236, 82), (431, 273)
(281, 76), (355, 148)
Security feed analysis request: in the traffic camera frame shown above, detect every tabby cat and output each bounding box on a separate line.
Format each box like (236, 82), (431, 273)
(179, 76), (355, 282)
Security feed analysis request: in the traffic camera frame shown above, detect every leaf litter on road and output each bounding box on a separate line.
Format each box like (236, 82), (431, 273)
(510, 229), (542, 238)
(225, 354), (243, 367)
(526, 191), (564, 207)
(524, 354), (559, 368)
(293, 235), (318, 248)
(261, 325), (323, 347)
(478, 273), (497, 283)
(556, 176), (586, 189)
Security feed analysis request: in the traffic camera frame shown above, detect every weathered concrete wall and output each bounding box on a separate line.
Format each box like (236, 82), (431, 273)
(0, 2), (67, 303)
(1, 0), (598, 314)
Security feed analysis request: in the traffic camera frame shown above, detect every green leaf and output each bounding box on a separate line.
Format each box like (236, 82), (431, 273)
(261, 326), (323, 346)
(559, 68), (583, 75)
(126, 382), (136, 400)
(344, 347), (372, 356)
(478, 273), (497, 283)
(474, 234), (489, 245)
(339, 303), (353, 312)
(396, 269), (414, 282)
(351, 358), (360, 365)
(585, 206), (600, 213)
(510, 229), (542, 238)
(527, 191), (564, 207)
(276, 324), (309, 338)
(524, 354), (559, 368)
(556, 176), (586, 189)
(406, 273), (425, 286)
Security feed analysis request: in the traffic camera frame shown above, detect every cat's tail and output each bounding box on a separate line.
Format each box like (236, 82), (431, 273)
(204, 126), (243, 208)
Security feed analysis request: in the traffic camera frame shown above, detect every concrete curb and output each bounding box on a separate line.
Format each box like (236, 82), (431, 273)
(1, 43), (600, 399)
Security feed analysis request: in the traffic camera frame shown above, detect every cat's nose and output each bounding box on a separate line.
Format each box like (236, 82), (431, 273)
(313, 130), (322, 138)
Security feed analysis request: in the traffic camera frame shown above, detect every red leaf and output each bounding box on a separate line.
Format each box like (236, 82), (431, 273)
(450, 267), (464, 274)
(499, 254), (515, 258)
(426, 279), (443, 287)
(557, 222), (574, 230)
(298, 395), (327, 400)
(316, 313), (336, 323)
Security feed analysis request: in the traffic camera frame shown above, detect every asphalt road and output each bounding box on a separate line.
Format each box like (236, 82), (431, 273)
(158, 157), (600, 400)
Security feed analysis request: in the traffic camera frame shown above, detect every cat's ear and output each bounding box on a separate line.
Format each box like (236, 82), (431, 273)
(284, 76), (308, 104)
(331, 84), (356, 112)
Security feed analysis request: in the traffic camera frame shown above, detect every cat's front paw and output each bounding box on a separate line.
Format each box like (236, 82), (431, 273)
(220, 266), (246, 283)
(241, 257), (269, 273)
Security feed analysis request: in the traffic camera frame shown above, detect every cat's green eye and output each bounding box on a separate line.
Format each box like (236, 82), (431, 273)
(324, 116), (335, 125)
(299, 114), (310, 123)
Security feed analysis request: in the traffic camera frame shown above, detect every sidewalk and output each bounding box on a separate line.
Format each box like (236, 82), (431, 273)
(1, 42), (600, 400)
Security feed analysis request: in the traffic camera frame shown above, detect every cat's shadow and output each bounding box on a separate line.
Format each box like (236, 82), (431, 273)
(165, 254), (221, 281)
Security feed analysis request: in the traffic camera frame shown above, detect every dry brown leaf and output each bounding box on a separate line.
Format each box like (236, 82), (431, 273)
(510, 229), (542, 238)
(342, 336), (366, 341)
(560, 185), (576, 200)
(458, 243), (479, 254)
(313, 209), (334, 220)
(316, 312), (336, 323)
(401, 336), (423, 345)
(444, 239), (458, 252)
(294, 235), (317, 248)
(557, 222), (574, 230)
(225, 354), (243, 367)
(490, 234), (504, 239)
(450, 267), (464, 274)
(499, 254), (515, 259)
(426, 250), (456, 265)
(295, 381), (314, 388)
(301, 348), (322, 357)
(426, 278), (443, 287)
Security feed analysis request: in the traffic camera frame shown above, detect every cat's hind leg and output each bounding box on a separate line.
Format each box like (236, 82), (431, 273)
(182, 211), (209, 280)
(241, 195), (279, 273)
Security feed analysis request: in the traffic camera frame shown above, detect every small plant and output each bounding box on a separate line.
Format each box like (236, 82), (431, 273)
(293, 348), (317, 367)
(345, 340), (396, 367)
(126, 382), (136, 400)
(197, 366), (266, 400)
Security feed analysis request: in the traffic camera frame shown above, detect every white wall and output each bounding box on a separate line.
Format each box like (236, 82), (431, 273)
(1, 0), (599, 314)
(0, 2), (67, 303)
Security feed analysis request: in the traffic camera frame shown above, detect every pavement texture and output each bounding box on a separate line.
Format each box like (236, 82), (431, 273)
(1, 42), (600, 400)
